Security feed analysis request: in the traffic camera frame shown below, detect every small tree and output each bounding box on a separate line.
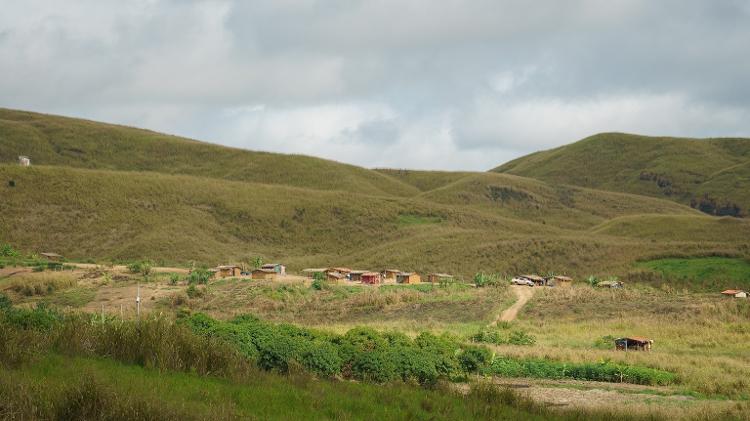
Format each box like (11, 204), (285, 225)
(586, 275), (599, 287)
(311, 271), (326, 290)
(0, 243), (19, 258)
(252, 256), (264, 269)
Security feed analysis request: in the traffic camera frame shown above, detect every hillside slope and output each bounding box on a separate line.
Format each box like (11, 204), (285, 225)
(0, 108), (419, 197)
(493, 133), (750, 217)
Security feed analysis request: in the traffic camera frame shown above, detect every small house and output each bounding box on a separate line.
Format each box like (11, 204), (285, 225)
(396, 272), (421, 284)
(40, 252), (63, 262)
(383, 269), (400, 280)
(328, 267), (352, 275)
(427, 273), (453, 283)
(614, 337), (653, 351)
(18, 156), (30, 167)
(721, 289), (748, 298)
(302, 268), (327, 278)
(361, 272), (381, 285)
(216, 265), (241, 278)
(326, 271), (345, 282)
(251, 268), (277, 280)
(521, 274), (547, 286)
(349, 270), (367, 282)
(261, 263), (286, 276)
(548, 275), (573, 287)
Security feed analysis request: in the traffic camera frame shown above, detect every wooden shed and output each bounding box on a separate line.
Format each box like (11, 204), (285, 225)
(216, 265), (241, 278)
(261, 263), (286, 276)
(427, 273), (453, 283)
(40, 252), (63, 261)
(251, 268), (277, 280)
(614, 337), (653, 351)
(326, 271), (345, 282)
(361, 272), (381, 285)
(349, 270), (367, 282)
(396, 272), (421, 284)
(548, 275), (573, 287)
(383, 269), (400, 280)
(721, 289), (748, 298)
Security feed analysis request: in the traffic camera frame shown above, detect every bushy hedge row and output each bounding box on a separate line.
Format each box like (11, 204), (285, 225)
(485, 357), (676, 386)
(470, 329), (536, 346)
(182, 313), (484, 385)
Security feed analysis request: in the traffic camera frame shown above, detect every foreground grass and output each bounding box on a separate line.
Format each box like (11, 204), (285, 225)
(2, 354), (555, 421)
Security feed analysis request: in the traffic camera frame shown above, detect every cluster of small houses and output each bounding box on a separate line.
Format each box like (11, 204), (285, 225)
(211, 263), (453, 285)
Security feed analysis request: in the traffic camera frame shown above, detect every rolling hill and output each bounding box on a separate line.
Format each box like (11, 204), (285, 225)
(493, 132), (750, 217)
(0, 108), (419, 197)
(1, 109), (749, 279)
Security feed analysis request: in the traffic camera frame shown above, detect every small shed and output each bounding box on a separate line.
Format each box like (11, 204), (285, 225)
(251, 268), (277, 280)
(326, 271), (345, 282)
(427, 273), (453, 283)
(217, 265), (241, 278)
(261, 263), (286, 276)
(349, 270), (367, 282)
(40, 252), (63, 262)
(521, 274), (547, 286)
(614, 337), (653, 351)
(18, 156), (30, 167)
(328, 267), (352, 275)
(396, 272), (421, 284)
(383, 269), (400, 280)
(548, 275), (573, 287)
(302, 268), (327, 278)
(721, 289), (748, 298)
(361, 272), (381, 285)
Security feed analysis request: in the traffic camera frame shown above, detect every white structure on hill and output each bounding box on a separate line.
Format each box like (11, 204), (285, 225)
(18, 156), (30, 167)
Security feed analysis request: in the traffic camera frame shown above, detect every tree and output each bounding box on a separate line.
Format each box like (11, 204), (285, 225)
(252, 256), (263, 269)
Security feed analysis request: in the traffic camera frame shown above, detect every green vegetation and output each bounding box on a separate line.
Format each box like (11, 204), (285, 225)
(636, 257), (750, 289)
(494, 132), (750, 217)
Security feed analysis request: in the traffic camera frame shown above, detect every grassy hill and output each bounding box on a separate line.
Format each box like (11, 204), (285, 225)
(0, 108), (419, 197)
(1, 110), (749, 279)
(493, 132), (750, 217)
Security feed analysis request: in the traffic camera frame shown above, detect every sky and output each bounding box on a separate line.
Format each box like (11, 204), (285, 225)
(2, 0), (749, 170)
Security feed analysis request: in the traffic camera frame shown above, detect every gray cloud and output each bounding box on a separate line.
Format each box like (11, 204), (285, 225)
(1, 0), (749, 170)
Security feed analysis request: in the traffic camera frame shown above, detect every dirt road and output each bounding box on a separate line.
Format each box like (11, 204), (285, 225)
(491, 285), (535, 325)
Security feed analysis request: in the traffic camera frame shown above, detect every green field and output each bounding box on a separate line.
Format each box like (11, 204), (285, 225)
(636, 257), (750, 288)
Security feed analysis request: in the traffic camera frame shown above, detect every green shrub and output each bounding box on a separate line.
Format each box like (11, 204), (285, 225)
(351, 350), (398, 383)
(470, 329), (535, 346)
(186, 285), (202, 299)
(187, 268), (212, 285)
(459, 346), (493, 373)
(0, 243), (19, 258)
(300, 342), (342, 377)
(169, 273), (180, 285)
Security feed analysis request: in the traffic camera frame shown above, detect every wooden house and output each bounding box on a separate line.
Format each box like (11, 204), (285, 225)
(328, 267), (352, 276)
(548, 275), (573, 287)
(361, 272), (381, 285)
(216, 265), (241, 278)
(383, 269), (400, 281)
(721, 289), (748, 298)
(40, 252), (63, 262)
(251, 268), (277, 280)
(396, 272), (421, 284)
(326, 271), (345, 282)
(349, 270), (367, 282)
(614, 337), (653, 351)
(427, 273), (453, 283)
(261, 263), (286, 276)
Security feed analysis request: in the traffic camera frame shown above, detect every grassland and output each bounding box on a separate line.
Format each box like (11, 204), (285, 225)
(494, 132), (750, 216)
(635, 257), (750, 289)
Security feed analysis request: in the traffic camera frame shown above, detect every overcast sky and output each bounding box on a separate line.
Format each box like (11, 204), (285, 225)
(2, 1), (749, 170)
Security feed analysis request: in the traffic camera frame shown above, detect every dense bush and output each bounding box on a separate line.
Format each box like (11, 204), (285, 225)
(485, 357), (676, 386)
(187, 268), (212, 284)
(473, 272), (504, 287)
(470, 328), (536, 346)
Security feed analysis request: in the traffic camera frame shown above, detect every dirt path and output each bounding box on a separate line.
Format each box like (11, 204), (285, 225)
(491, 285), (535, 325)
